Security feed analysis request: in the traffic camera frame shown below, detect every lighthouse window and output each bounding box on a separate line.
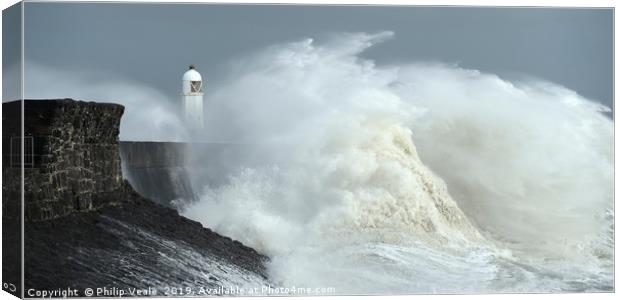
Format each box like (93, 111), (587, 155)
(190, 81), (201, 93)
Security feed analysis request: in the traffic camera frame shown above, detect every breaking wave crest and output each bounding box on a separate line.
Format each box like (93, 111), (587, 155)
(182, 32), (613, 293)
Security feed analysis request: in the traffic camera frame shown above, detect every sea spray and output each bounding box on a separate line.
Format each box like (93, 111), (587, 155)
(184, 117), (494, 293)
(181, 31), (613, 293)
(395, 63), (613, 260)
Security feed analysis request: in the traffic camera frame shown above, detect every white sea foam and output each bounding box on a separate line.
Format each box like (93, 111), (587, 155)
(182, 32), (613, 293)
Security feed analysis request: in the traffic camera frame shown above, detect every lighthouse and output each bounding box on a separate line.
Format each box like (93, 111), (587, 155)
(182, 64), (204, 129)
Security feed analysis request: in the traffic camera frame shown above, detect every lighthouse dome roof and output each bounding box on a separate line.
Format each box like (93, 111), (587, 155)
(182, 68), (202, 81)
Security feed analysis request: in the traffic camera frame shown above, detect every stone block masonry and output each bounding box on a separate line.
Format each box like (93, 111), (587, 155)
(2, 99), (127, 221)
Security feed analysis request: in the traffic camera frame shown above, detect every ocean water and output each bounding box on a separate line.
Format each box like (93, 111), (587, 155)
(181, 32), (614, 294)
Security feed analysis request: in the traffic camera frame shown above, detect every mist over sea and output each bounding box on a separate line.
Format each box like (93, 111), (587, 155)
(25, 32), (614, 294)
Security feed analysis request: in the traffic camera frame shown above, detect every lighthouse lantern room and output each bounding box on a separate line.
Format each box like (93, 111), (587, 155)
(182, 64), (204, 129)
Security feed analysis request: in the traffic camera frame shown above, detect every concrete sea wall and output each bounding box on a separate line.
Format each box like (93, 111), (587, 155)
(119, 141), (197, 207)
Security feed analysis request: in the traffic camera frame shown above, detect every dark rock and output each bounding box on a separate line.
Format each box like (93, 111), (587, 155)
(23, 183), (269, 292)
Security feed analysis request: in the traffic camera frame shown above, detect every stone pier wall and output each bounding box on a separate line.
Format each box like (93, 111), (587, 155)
(2, 99), (127, 221)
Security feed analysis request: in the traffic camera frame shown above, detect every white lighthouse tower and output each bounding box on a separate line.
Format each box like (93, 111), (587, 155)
(182, 64), (204, 129)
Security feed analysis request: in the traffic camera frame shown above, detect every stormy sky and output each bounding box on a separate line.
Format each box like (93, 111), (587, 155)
(2, 2), (614, 111)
